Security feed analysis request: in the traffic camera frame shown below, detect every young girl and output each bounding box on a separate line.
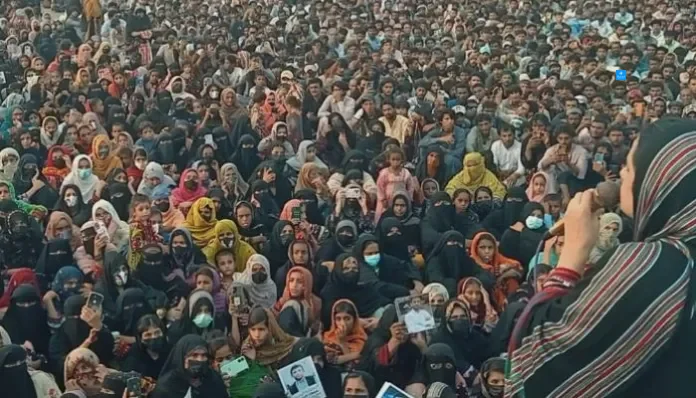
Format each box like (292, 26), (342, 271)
(127, 194), (163, 268)
(215, 249), (237, 292)
(525, 171), (549, 203)
(375, 147), (415, 222)
(469, 231), (523, 312)
(457, 277), (498, 333)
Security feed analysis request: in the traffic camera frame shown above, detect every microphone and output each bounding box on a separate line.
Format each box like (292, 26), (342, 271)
(545, 181), (620, 238)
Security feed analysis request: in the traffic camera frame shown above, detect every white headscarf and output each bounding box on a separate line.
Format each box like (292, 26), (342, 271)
(61, 155), (100, 203)
(286, 140), (328, 172)
(219, 163), (249, 199)
(137, 162), (175, 197)
(232, 254), (277, 308)
(0, 148), (20, 182)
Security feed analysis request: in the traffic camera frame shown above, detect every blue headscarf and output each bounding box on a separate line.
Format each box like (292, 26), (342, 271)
(51, 266), (83, 303)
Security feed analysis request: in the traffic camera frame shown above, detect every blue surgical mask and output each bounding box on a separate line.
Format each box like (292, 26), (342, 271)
(78, 169), (92, 180)
(193, 313), (214, 328)
(525, 215), (544, 230)
(364, 254), (381, 267)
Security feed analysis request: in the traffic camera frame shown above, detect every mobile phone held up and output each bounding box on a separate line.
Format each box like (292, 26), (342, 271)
(126, 377), (142, 398)
(87, 292), (104, 312)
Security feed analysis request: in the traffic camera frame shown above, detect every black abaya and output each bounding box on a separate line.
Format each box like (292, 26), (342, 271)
(151, 334), (227, 398)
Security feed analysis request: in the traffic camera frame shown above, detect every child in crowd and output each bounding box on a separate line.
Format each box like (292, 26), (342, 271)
(127, 193), (163, 268)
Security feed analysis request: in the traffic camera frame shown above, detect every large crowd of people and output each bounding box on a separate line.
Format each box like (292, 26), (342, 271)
(0, 0), (692, 396)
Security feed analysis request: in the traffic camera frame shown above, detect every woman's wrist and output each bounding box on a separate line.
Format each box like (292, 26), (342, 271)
(556, 248), (588, 275)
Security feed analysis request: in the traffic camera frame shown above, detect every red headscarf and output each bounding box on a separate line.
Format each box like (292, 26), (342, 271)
(42, 145), (72, 188)
(170, 169), (208, 207)
(0, 268), (40, 308)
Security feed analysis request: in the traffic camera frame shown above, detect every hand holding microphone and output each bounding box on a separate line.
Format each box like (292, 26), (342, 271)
(554, 182), (620, 274)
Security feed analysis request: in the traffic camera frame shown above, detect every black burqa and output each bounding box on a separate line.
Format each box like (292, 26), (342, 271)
(429, 299), (492, 373)
(320, 253), (390, 326)
(1, 284), (50, 356)
(482, 186), (528, 240)
(378, 217), (412, 262)
(230, 134), (261, 181)
(353, 234), (418, 299)
(0, 345), (38, 398)
(420, 191), (456, 256)
(376, 192), (421, 253)
(425, 231), (485, 296)
(115, 288), (154, 336)
(13, 153), (58, 208)
(357, 305), (422, 389)
(94, 251), (147, 325)
(151, 334), (228, 398)
(262, 220), (294, 275)
(54, 184), (93, 226)
(101, 168), (132, 221)
(48, 295), (115, 377)
(315, 219), (358, 263)
(36, 238), (74, 290)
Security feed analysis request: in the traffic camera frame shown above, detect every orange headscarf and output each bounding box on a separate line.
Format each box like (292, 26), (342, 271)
(273, 266), (321, 323)
(90, 135), (123, 180)
(469, 231), (522, 276)
(469, 231), (523, 312)
(322, 299), (367, 365)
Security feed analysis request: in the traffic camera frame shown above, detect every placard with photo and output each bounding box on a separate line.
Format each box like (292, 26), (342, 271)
(395, 294), (435, 334)
(277, 355), (326, 398)
(376, 382), (415, 398)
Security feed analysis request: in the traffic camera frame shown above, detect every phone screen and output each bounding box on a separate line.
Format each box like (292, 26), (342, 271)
(220, 357), (249, 377)
(593, 153), (604, 163)
(291, 207), (302, 222)
(126, 377), (141, 397)
(87, 292), (104, 311)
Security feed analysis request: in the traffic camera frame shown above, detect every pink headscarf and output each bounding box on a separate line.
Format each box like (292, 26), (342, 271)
(170, 169), (208, 207)
(525, 171), (550, 203)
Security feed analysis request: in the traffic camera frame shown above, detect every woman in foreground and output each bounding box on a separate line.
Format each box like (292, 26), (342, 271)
(506, 118), (696, 397)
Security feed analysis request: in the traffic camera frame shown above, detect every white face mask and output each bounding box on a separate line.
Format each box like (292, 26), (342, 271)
(65, 195), (78, 207)
(115, 270), (128, 286)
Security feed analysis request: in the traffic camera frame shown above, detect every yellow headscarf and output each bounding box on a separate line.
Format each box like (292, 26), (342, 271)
(182, 197), (218, 247)
(445, 152), (506, 198)
(90, 134), (123, 179)
(202, 219), (256, 271)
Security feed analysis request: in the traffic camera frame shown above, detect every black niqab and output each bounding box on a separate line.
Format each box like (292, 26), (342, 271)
(0, 345), (38, 398)
(152, 334), (227, 398)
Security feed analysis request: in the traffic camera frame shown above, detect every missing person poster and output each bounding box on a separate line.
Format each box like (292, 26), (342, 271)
(277, 356), (326, 398)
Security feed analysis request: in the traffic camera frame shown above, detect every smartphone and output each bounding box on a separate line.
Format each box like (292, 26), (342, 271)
(593, 153), (604, 163)
(231, 286), (247, 309)
(87, 292), (104, 311)
(126, 377), (142, 397)
(345, 187), (361, 199)
(204, 134), (215, 146)
(291, 206), (302, 223)
(220, 356), (249, 377)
